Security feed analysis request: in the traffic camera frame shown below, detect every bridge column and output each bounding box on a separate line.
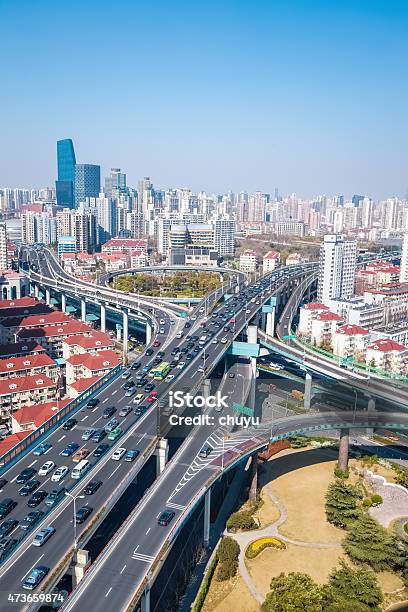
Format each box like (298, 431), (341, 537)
(81, 299), (86, 322)
(156, 437), (169, 475)
(116, 325), (122, 342)
(366, 397), (375, 438)
(266, 309), (275, 336)
(61, 293), (66, 313)
(145, 321), (152, 345)
(304, 373), (312, 410)
(249, 453), (258, 501)
(203, 487), (211, 546)
(122, 309), (129, 358)
(202, 378), (211, 402)
(100, 303), (106, 332)
(33, 283), (39, 299)
(45, 288), (51, 305)
(141, 586), (151, 612)
(338, 428), (350, 472)
(247, 325), (258, 412)
(70, 549), (91, 588)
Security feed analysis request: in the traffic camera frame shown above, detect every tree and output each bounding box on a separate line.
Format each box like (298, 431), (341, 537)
(226, 511), (258, 531)
(343, 513), (396, 571)
(322, 561), (383, 611)
(216, 536), (240, 582)
(395, 468), (408, 489)
(393, 538), (408, 587)
(325, 480), (362, 528)
(262, 572), (322, 612)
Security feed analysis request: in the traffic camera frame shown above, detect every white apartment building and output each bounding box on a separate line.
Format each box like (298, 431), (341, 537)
(263, 250), (280, 272)
(366, 339), (408, 375)
(298, 302), (329, 336)
(310, 311), (343, 347)
(0, 223), (7, 270)
(239, 250), (257, 272)
(317, 234), (357, 305)
(332, 324), (369, 360)
(400, 233), (408, 283)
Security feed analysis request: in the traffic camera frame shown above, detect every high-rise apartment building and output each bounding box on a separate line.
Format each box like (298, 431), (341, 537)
(104, 168), (127, 198)
(317, 234), (357, 304)
(74, 164), (100, 207)
(56, 139), (76, 208)
(0, 223), (8, 270)
(213, 217), (235, 257)
(400, 233), (408, 283)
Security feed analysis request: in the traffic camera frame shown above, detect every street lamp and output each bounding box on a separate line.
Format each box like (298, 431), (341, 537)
(65, 492), (85, 551)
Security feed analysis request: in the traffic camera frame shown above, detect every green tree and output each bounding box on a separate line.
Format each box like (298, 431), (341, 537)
(395, 468), (408, 489)
(343, 513), (396, 571)
(325, 480), (362, 528)
(322, 560), (383, 612)
(393, 538), (408, 587)
(216, 536), (240, 582)
(262, 572), (322, 612)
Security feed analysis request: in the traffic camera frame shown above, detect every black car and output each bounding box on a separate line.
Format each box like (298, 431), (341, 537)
(27, 490), (47, 508)
(62, 418), (77, 431)
(157, 351), (165, 359)
(75, 506), (93, 524)
(180, 347), (188, 354)
(170, 360), (178, 368)
(20, 510), (44, 531)
(191, 336), (199, 342)
(144, 382), (155, 392)
(185, 354), (193, 360)
(0, 479), (8, 490)
(22, 565), (49, 590)
(123, 381), (135, 391)
(0, 499), (17, 520)
(157, 510), (175, 526)
(16, 468), (37, 485)
(183, 322), (191, 329)
(91, 429), (106, 443)
(84, 481), (102, 495)
(136, 378), (147, 388)
(86, 398), (99, 409)
(0, 518), (18, 537)
(145, 348), (153, 356)
(193, 346), (200, 353)
(19, 479), (40, 497)
(0, 537), (17, 555)
(94, 443), (109, 458)
(130, 362), (141, 370)
(102, 406), (116, 419)
(134, 405), (147, 417)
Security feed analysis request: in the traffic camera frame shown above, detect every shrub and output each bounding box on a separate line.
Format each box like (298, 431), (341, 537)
(216, 558), (238, 581)
(262, 572), (322, 611)
(325, 480), (363, 528)
(404, 522), (408, 535)
(334, 466), (349, 479)
(216, 536), (240, 582)
(371, 494), (383, 506)
(362, 497), (373, 508)
(343, 513), (397, 571)
(246, 537), (286, 559)
(226, 511), (258, 531)
(192, 556), (218, 612)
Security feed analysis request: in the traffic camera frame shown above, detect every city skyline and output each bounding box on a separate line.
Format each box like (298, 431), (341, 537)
(1, 0), (408, 197)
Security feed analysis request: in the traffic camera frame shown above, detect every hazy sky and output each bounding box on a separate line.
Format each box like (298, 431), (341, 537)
(1, 0), (407, 199)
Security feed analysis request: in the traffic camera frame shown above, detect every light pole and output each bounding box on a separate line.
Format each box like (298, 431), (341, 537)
(65, 492), (85, 551)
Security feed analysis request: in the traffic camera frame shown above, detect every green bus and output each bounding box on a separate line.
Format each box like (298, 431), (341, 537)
(151, 362), (171, 380)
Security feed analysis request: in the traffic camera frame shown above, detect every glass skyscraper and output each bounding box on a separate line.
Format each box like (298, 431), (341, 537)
(56, 139), (76, 208)
(74, 164), (101, 207)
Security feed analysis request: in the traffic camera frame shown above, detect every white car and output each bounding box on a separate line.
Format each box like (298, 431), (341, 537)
(81, 428), (95, 441)
(159, 328), (165, 334)
(170, 319), (175, 325)
(111, 448), (126, 461)
(245, 309), (250, 314)
(38, 461), (55, 476)
(175, 332), (183, 339)
(220, 337), (228, 344)
(177, 361), (185, 369)
(160, 319), (165, 325)
(191, 315), (197, 321)
(133, 393), (144, 405)
(197, 366), (205, 373)
(166, 374), (175, 382)
(51, 466), (69, 482)
(211, 338), (218, 344)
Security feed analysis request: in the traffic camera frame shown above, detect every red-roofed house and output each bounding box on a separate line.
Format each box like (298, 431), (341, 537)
(298, 302), (329, 336)
(11, 399), (71, 434)
(0, 353), (58, 381)
(16, 321), (93, 357)
(67, 375), (102, 399)
(66, 350), (121, 385)
(333, 324), (370, 360)
(101, 238), (147, 254)
(95, 252), (128, 272)
(0, 296), (38, 310)
(262, 250), (281, 273)
(311, 311), (343, 348)
(0, 374), (57, 413)
(0, 310), (72, 343)
(366, 339), (408, 375)
(130, 250), (148, 268)
(0, 341), (45, 360)
(62, 331), (115, 359)
(0, 431), (30, 457)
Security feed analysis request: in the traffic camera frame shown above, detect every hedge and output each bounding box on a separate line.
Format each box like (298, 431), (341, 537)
(192, 555), (218, 612)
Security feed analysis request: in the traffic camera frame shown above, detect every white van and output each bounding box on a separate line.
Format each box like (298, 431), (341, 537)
(71, 460), (90, 480)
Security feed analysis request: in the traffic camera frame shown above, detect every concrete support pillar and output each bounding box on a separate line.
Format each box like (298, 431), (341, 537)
(249, 357), (257, 412)
(202, 378), (211, 403)
(116, 325), (122, 342)
(141, 586), (151, 612)
(366, 397), (376, 438)
(247, 324), (258, 344)
(61, 293), (66, 313)
(122, 309), (129, 358)
(100, 303), (106, 332)
(338, 428), (350, 472)
(156, 437), (169, 475)
(81, 299), (86, 322)
(70, 549), (91, 588)
(45, 288), (51, 305)
(304, 373), (312, 410)
(235, 283), (240, 294)
(249, 453), (258, 501)
(203, 488), (211, 546)
(34, 284), (39, 299)
(145, 321), (152, 345)
(266, 308), (275, 337)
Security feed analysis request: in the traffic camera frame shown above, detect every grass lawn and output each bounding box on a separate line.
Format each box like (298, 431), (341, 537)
(202, 573), (260, 612)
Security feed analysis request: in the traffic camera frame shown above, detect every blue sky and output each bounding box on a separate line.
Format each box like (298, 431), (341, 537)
(1, 0), (407, 198)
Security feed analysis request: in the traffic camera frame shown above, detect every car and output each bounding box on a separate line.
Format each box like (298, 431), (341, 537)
(183, 322), (191, 329)
(175, 332), (183, 339)
(159, 318), (165, 325)
(121, 370), (131, 380)
(228, 372), (235, 378)
(91, 429), (106, 443)
(157, 510), (175, 526)
(0, 518), (19, 537)
(144, 382), (155, 392)
(245, 308), (250, 314)
(81, 428), (96, 441)
(20, 510), (44, 531)
(130, 362), (141, 371)
(152, 340), (161, 347)
(193, 346), (200, 353)
(60, 442), (79, 457)
(146, 394), (156, 403)
(124, 449), (140, 462)
(0, 478), (7, 490)
(62, 418), (77, 431)
(191, 315), (197, 321)
(133, 393), (144, 405)
(197, 366), (205, 373)
(51, 466), (69, 482)
(32, 526), (55, 547)
(165, 374), (175, 382)
(0, 537), (17, 554)
(145, 348), (153, 356)
(19, 479), (40, 496)
(159, 328), (165, 334)
(123, 381), (135, 390)
(180, 347), (188, 354)
(199, 445), (212, 458)
(176, 361), (185, 369)
(16, 467), (37, 484)
(119, 405), (132, 417)
(107, 427), (122, 441)
(93, 443), (109, 458)
(84, 480), (102, 495)
(125, 387), (136, 397)
(170, 319), (176, 325)
(27, 490), (47, 508)
(22, 565), (49, 590)
(157, 351), (165, 358)
(211, 338), (218, 344)
(104, 418), (119, 433)
(133, 405), (147, 417)
(111, 448), (126, 461)
(75, 506), (93, 524)
(223, 326), (230, 332)
(85, 398), (99, 409)
(102, 406), (116, 419)
(72, 449), (89, 462)
(0, 499), (17, 520)
(220, 337), (228, 344)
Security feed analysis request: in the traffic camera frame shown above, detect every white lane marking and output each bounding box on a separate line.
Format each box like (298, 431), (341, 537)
(27, 460), (37, 468)
(81, 416), (88, 422)
(102, 398), (109, 404)
(42, 477), (50, 487)
(145, 527), (151, 535)
(10, 476), (17, 484)
(120, 564), (127, 574)
(21, 554), (44, 580)
(112, 390), (117, 396)
(156, 512), (161, 518)
(108, 465), (121, 479)
(105, 587), (112, 598)
(131, 552), (155, 562)
(92, 407), (98, 413)
(57, 436), (66, 443)
(134, 544), (139, 552)
(91, 417), (102, 426)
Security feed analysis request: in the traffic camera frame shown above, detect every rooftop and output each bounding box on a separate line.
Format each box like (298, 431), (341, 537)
(367, 338), (407, 353)
(69, 375), (101, 393)
(0, 353), (55, 374)
(0, 296), (39, 310)
(17, 320), (91, 339)
(337, 324), (369, 336)
(12, 399), (71, 427)
(302, 302), (329, 311)
(0, 374), (55, 396)
(315, 311), (343, 322)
